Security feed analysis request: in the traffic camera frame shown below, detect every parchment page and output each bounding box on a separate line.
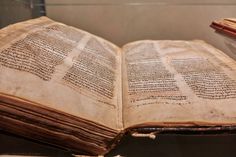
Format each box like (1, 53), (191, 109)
(0, 17), (123, 130)
(122, 40), (236, 128)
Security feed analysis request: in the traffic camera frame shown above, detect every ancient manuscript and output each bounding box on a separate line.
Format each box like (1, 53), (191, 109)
(0, 17), (236, 155)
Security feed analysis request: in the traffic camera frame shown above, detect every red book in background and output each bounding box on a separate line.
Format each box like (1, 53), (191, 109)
(210, 18), (236, 38)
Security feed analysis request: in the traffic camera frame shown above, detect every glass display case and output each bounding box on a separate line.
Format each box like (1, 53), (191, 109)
(0, 0), (236, 156)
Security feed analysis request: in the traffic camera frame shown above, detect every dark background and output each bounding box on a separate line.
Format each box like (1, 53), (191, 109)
(1, 131), (236, 157)
(0, 0), (45, 28)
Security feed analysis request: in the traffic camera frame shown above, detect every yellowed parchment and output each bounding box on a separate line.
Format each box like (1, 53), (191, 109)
(0, 17), (123, 130)
(122, 40), (236, 128)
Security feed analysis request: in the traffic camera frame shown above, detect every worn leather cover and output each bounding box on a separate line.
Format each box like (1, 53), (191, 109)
(210, 18), (236, 38)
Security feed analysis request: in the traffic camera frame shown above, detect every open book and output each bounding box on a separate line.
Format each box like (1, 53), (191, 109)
(1, 17), (236, 155)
